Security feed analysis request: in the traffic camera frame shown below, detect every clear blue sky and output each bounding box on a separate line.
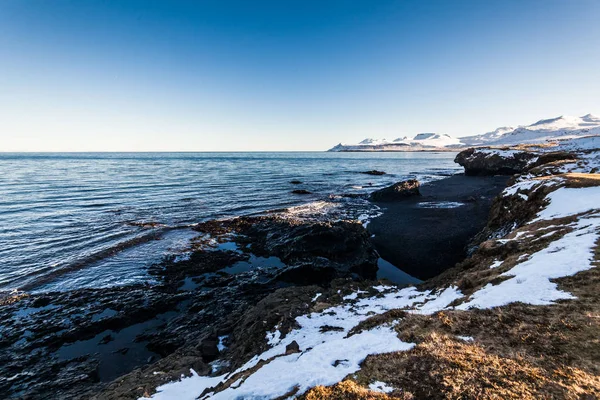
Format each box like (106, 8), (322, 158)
(1, 0), (599, 151)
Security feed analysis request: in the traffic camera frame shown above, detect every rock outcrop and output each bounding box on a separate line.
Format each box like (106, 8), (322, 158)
(454, 148), (537, 176)
(369, 179), (420, 202)
(360, 170), (386, 176)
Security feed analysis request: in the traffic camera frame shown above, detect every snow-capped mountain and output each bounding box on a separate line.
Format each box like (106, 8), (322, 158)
(460, 114), (600, 146)
(329, 133), (461, 152)
(328, 114), (600, 151)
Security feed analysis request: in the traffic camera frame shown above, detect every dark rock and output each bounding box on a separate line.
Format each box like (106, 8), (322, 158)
(319, 325), (345, 333)
(528, 151), (577, 169)
(454, 148), (537, 176)
(291, 189), (311, 195)
(370, 179), (421, 202)
(332, 359), (350, 367)
(285, 341), (300, 355)
(199, 339), (219, 362)
(273, 263), (338, 285)
(289, 180), (303, 184)
(360, 170), (386, 175)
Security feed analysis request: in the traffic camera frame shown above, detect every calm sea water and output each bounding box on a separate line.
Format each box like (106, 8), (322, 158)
(0, 152), (460, 292)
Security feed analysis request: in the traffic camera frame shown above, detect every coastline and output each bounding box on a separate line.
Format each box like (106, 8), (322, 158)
(2, 139), (599, 399)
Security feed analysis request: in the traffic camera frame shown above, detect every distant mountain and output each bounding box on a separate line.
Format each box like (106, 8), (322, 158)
(460, 114), (600, 146)
(328, 133), (461, 152)
(328, 114), (600, 151)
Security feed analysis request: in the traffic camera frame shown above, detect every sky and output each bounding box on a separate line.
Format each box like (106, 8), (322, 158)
(1, 0), (599, 152)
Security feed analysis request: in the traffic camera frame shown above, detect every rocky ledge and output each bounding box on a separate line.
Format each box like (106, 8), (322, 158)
(0, 216), (377, 399)
(454, 146), (577, 176)
(119, 135), (600, 399)
(369, 179), (420, 202)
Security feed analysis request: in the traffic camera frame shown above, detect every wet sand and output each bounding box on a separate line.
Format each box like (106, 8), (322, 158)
(368, 174), (509, 280)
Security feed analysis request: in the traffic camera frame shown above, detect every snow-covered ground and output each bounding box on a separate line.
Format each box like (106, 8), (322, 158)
(142, 137), (600, 399)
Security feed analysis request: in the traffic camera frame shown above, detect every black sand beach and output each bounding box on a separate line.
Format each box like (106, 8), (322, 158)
(368, 174), (509, 280)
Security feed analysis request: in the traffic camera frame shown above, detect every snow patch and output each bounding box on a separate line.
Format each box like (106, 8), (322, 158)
(369, 381), (395, 393)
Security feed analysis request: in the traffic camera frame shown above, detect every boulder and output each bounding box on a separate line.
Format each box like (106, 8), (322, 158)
(370, 179), (420, 202)
(285, 341), (300, 355)
(454, 148), (537, 176)
(291, 189), (311, 195)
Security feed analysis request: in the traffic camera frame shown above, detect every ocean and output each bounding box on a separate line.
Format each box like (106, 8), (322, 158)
(0, 152), (460, 292)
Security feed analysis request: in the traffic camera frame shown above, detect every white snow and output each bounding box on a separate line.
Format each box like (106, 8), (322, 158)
(330, 133), (461, 151)
(142, 285), (462, 400)
(266, 329), (281, 346)
(217, 336), (228, 352)
(311, 293), (322, 302)
(503, 179), (539, 197)
(489, 260), (503, 269)
(456, 335), (474, 342)
(461, 114), (600, 147)
(369, 381), (395, 393)
(330, 114), (600, 151)
(343, 290), (367, 300)
(534, 186), (600, 221)
(458, 185), (600, 310)
(147, 370), (226, 400)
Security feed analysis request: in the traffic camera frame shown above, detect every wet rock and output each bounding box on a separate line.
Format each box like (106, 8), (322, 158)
(285, 341), (300, 355)
(291, 189), (311, 195)
(454, 148), (537, 176)
(370, 179), (421, 202)
(2, 215), (378, 399)
(360, 170), (386, 176)
(289, 180), (303, 184)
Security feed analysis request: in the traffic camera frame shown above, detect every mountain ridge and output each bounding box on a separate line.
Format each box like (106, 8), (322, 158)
(329, 114), (600, 151)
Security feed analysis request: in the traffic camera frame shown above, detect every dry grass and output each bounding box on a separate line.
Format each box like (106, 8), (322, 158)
(302, 380), (403, 400)
(352, 333), (600, 400)
(303, 210), (600, 399)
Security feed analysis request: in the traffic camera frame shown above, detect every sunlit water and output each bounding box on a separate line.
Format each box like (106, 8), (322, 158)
(0, 152), (460, 292)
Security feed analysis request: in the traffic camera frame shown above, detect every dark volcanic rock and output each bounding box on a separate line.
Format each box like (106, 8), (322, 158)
(454, 148), (537, 176)
(195, 216), (378, 281)
(360, 170), (386, 176)
(370, 179), (420, 202)
(0, 214), (378, 399)
(291, 189), (311, 195)
(289, 180), (303, 184)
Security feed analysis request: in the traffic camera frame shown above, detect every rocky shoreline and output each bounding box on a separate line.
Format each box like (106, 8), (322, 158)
(2, 137), (600, 399)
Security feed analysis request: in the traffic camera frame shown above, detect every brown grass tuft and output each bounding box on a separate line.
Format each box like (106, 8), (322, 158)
(302, 380), (406, 400)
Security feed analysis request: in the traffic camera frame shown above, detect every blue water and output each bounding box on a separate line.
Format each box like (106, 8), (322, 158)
(0, 152), (460, 292)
